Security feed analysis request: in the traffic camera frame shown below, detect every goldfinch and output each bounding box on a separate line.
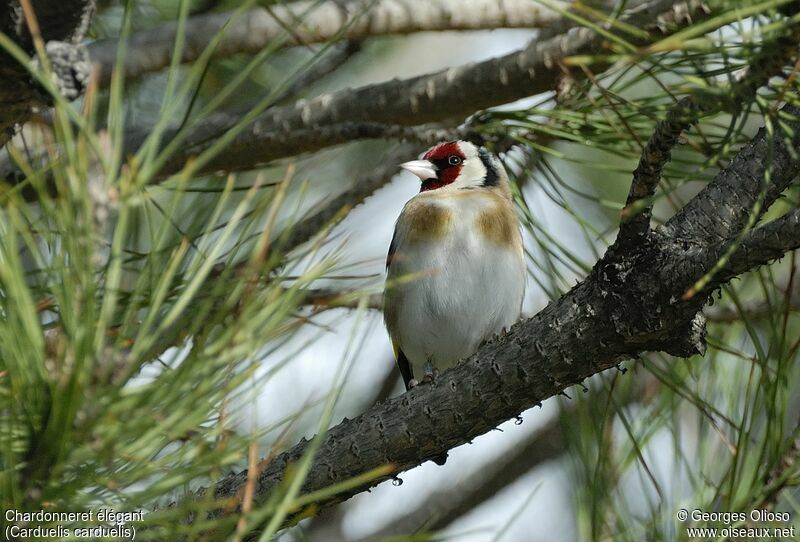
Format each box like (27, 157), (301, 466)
(384, 140), (526, 390)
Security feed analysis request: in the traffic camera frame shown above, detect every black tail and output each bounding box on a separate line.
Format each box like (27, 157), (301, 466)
(397, 349), (414, 391)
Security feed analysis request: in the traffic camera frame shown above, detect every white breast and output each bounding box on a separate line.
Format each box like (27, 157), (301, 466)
(385, 190), (525, 380)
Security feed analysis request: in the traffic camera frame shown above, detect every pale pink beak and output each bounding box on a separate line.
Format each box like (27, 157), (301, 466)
(400, 159), (437, 181)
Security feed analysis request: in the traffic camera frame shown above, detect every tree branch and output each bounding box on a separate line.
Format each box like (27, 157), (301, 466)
(369, 407), (568, 538)
(618, 17), (800, 245)
(119, 41), (365, 156)
(705, 286), (800, 323)
(86, 0), (566, 85)
(618, 96), (701, 242)
(191, 99), (800, 536)
(0, 0), (95, 144)
(662, 111), (800, 247)
(153, 0), (711, 177)
(1, 0), (710, 188)
(716, 208), (800, 282)
(369, 378), (648, 538)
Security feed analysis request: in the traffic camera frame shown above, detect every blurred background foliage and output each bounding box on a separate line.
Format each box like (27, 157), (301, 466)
(0, 0), (799, 540)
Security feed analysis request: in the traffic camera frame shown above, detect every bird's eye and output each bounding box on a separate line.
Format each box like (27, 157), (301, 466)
(448, 155), (462, 166)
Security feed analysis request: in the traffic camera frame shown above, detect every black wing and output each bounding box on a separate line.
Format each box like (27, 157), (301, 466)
(386, 226), (414, 389)
(386, 227), (399, 271)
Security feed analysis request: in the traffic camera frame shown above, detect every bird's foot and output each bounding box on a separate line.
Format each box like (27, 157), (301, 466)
(408, 364), (438, 389)
(488, 327), (510, 342)
(423, 362), (439, 384)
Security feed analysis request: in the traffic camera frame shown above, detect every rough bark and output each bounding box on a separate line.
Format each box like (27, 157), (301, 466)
(1, 0), (709, 186)
(201, 105), (800, 535)
(369, 407), (568, 538)
(717, 208), (800, 280)
(369, 378), (646, 538)
(664, 122), (800, 245)
(153, 0), (709, 177)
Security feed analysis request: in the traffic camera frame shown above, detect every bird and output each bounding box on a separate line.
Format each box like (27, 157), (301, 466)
(383, 140), (526, 391)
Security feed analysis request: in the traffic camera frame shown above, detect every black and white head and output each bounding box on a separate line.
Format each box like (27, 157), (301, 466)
(399, 140), (506, 193)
